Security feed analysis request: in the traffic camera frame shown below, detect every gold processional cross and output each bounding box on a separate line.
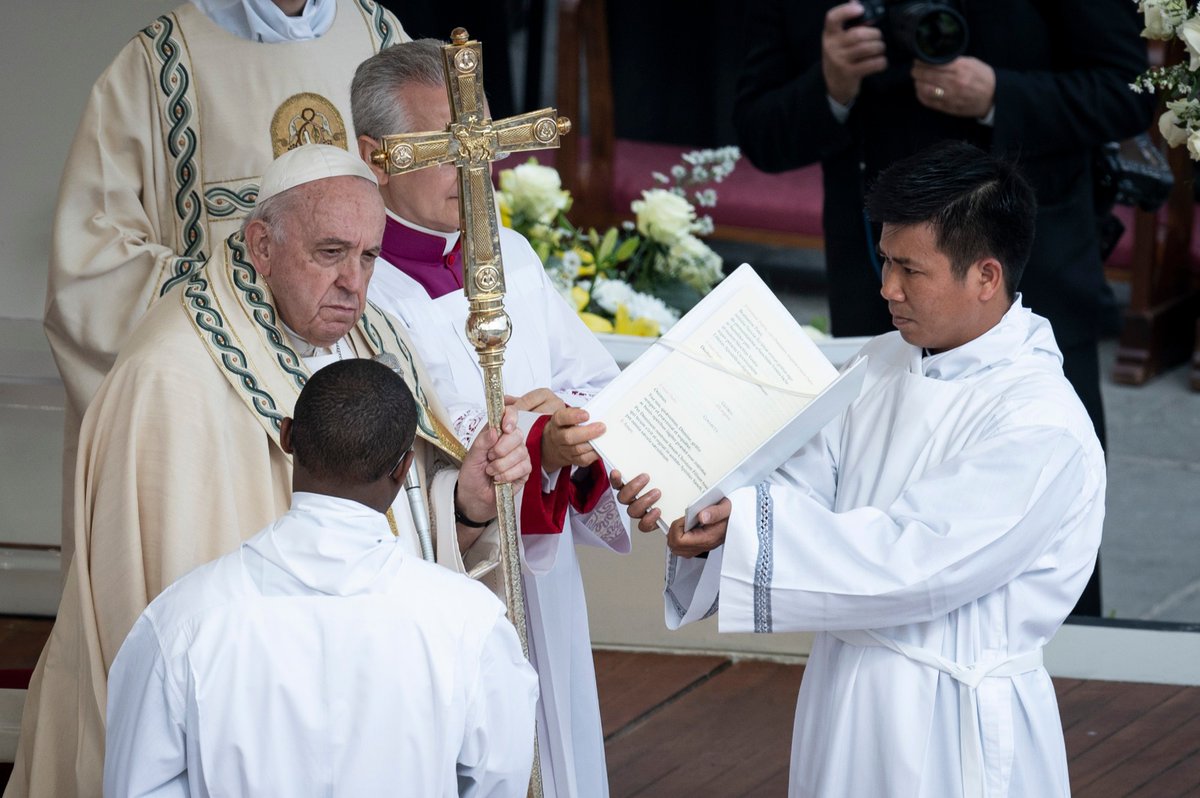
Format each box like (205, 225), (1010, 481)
(371, 28), (570, 798)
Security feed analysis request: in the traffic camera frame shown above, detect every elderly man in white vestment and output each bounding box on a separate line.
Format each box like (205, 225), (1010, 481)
(44, 0), (407, 566)
(6, 145), (549, 798)
(616, 142), (1106, 798)
(350, 40), (632, 797)
(105, 358), (539, 797)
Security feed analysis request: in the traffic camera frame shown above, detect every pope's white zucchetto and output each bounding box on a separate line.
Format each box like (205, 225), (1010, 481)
(256, 144), (378, 204)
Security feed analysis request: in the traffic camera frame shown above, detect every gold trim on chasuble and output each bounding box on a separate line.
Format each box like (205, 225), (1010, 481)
(270, 92), (348, 157)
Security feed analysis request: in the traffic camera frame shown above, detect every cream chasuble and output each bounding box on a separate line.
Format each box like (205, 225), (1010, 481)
(5, 235), (497, 798)
(44, 0), (407, 563)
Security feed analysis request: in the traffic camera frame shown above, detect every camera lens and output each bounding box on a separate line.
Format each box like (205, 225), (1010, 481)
(914, 9), (968, 63)
(894, 3), (969, 65)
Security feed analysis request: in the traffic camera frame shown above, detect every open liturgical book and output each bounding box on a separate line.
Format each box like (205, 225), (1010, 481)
(585, 264), (868, 533)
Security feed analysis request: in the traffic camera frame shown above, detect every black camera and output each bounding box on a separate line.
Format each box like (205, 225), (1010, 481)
(850, 0), (969, 65)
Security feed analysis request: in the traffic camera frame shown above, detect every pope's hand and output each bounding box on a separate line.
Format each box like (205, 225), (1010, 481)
(911, 57), (995, 119)
(823, 2), (888, 106)
(667, 499), (731, 558)
(542, 407), (605, 472)
(609, 469), (664, 533)
(458, 406), (530, 523)
(505, 388), (567, 414)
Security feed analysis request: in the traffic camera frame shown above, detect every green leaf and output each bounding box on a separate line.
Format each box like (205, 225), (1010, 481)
(598, 227), (618, 262)
(614, 235), (641, 262)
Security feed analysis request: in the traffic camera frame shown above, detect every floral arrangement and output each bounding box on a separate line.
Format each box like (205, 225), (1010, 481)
(497, 147), (741, 336)
(1132, 0), (1200, 156)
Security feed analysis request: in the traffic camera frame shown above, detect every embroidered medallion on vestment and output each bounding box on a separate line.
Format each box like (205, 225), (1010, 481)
(270, 92), (348, 157)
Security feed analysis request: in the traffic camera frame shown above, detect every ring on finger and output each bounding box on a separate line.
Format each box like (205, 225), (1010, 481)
(932, 85), (945, 99)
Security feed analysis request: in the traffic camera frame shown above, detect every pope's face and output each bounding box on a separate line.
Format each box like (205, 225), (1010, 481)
(250, 176), (385, 347)
(377, 83), (461, 232)
(878, 222), (991, 354)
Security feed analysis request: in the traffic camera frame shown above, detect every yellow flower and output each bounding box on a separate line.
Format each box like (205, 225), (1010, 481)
(573, 247), (597, 276)
(613, 304), (661, 337)
(499, 201), (512, 229)
(570, 285), (590, 311)
(578, 311), (614, 333)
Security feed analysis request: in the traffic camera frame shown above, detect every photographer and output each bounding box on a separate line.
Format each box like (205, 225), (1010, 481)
(735, 0), (1153, 615)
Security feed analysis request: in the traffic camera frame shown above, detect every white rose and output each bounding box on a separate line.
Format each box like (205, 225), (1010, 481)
(1180, 15), (1200, 69)
(1141, 0), (1189, 40)
(1160, 106), (1189, 148)
(667, 234), (724, 290)
(631, 188), (696, 245)
(499, 160), (570, 223)
(1188, 128), (1200, 161)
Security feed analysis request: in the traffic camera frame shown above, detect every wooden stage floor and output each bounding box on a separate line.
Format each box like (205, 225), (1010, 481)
(593, 649), (1200, 797)
(4, 619), (1199, 795)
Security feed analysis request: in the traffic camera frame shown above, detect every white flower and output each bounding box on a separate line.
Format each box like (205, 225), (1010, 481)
(498, 160), (570, 224)
(1140, 0), (1189, 40)
(560, 249), (583, 279)
(1180, 15), (1200, 69)
(1160, 102), (1190, 147)
(1188, 128), (1200, 161)
(631, 188), (697, 245)
(591, 278), (680, 330)
(589, 278), (637, 314)
(666, 234), (724, 292)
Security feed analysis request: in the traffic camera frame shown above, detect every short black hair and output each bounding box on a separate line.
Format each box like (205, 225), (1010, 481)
(290, 359), (417, 484)
(865, 141), (1037, 299)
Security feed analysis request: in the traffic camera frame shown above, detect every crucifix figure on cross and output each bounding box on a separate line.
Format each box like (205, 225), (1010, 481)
(369, 27), (571, 798)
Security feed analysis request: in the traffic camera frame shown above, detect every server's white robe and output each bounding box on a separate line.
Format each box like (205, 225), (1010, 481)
(105, 492), (539, 798)
(44, 0), (405, 561)
(368, 217), (631, 798)
(666, 300), (1105, 798)
(5, 238), (488, 798)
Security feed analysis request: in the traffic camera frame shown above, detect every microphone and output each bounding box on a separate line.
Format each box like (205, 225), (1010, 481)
(373, 353), (435, 563)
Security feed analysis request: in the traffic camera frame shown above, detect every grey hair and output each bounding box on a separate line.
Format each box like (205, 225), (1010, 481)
(241, 187), (307, 242)
(241, 174), (379, 241)
(351, 39), (448, 141)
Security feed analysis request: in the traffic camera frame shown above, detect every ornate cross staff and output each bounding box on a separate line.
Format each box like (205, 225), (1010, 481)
(370, 28), (570, 798)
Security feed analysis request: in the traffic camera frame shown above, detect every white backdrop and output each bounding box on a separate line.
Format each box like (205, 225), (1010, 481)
(0, 0), (177, 320)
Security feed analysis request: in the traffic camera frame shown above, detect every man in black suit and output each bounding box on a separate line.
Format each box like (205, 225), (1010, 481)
(734, 0), (1154, 615)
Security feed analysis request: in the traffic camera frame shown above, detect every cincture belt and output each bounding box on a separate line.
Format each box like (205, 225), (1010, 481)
(830, 629), (1043, 798)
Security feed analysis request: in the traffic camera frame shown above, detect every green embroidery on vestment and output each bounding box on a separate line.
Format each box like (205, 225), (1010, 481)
(358, 0), (399, 47)
(184, 270), (284, 431)
(141, 14), (207, 296)
(205, 184), (260, 218)
(228, 234), (307, 390)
